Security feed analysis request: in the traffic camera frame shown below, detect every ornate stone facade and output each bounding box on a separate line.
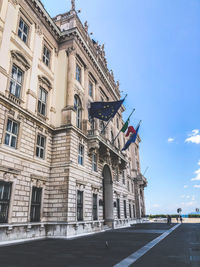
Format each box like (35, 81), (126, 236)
(0, 0), (147, 243)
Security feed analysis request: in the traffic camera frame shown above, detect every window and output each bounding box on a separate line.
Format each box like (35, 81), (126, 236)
(115, 169), (119, 182)
(76, 64), (81, 83)
(77, 190), (83, 221)
(78, 144), (84, 165)
(0, 181), (12, 223)
(129, 203), (132, 218)
(9, 65), (23, 98)
(131, 183), (134, 193)
(18, 18), (29, 43)
(4, 119), (18, 149)
(92, 194), (98, 220)
(43, 46), (51, 67)
(36, 134), (46, 159)
(74, 95), (82, 129)
(89, 81), (93, 98)
(38, 87), (47, 116)
(122, 171), (125, 185)
(117, 118), (119, 129)
(133, 205), (136, 218)
(124, 200), (127, 218)
(30, 187), (42, 222)
(128, 181), (130, 191)
(117, 198), (120, 219)
(92, 153), (97, 172)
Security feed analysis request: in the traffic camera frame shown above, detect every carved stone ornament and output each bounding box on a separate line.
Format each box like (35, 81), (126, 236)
(84, 21), (88, 32)
(38, 75), (52, 90)
(35, 23), (43, 36)
(71, 0), (75, 10)
(66, 46), (75, 56)
(11, 50), (30, 70)
(8, 0), (19, 6)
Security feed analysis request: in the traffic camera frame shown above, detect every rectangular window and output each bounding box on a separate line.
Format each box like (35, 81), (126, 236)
(92, 193), (98, 220)
(76, 64), (81, 83)
(115, 169), (119, 181)
(124, 200), (127, 218)
(78, 144), (84, 165)
(9, 65), (23, 99)
(18, 18), (29, 43)
(77, 190), (83, 221)
(36, 134), (46, 159)
(38, 87), (47, 116)
(129, 203), (132, 218)
(128, 181), (130, 191)
(43, 46), (51, 67)
(131, 183), (134, 193)
(30, 187), (42, 222)
(0, 181), (12, 223)
(89, 81), (93, 98)
(133, 205), (136, 218)
(117, 198), (120, 219)
(4, 119), (18, 149)
(122, 171), (125, 185)
(92, 153), (97, 172)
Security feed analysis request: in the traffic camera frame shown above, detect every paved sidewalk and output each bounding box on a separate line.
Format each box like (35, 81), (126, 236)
(0, 223), (177, 267)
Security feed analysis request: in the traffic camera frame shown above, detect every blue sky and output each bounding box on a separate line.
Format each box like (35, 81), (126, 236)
(41, 0), (200, 214)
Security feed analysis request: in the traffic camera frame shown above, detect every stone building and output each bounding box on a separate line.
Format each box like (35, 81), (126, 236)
(0, 0), (147, 243)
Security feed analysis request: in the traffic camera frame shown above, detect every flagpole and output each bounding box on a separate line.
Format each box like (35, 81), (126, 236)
(112, 108), (135, 144)
(100, 94), (128, 135)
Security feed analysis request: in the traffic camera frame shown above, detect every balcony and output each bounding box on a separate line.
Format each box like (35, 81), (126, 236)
(134, 174), (148, 187)
(87, 129), (127, 169)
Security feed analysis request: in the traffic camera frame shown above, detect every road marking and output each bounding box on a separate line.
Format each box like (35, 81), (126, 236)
(113, 224), (181, 267)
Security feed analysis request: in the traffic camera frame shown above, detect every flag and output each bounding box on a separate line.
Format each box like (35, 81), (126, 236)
(89, 99), (124, 121)
(121, 118), (130, 133)
(125, 126), (136, 137)
(122, 122), (141, 151)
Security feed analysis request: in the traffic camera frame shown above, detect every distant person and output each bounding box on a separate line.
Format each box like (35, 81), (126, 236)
(167, 215), (171, 225)
(176, 216), (179, 223)
(180, 215), (183, 223)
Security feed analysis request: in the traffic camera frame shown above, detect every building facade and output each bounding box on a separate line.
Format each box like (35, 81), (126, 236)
(0, 0), (147, 242)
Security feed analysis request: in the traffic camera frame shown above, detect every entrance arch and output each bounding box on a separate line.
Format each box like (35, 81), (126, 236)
(102, 165), (113, 226)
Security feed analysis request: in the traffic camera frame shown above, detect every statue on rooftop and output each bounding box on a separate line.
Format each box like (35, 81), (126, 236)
(71, 0), (75, 11)
(84, 21), (88, 32)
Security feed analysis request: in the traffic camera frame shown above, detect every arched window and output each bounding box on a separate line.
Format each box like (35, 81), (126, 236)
(74, 95), (82, 129)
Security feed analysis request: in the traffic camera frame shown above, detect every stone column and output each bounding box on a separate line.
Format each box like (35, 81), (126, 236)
(62, 47), (76, 125)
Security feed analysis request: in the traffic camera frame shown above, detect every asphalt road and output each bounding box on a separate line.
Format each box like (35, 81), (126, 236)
(0, 223), (199, 267)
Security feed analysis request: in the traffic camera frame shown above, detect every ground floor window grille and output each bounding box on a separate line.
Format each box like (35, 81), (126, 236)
(77, 190), (83, 221)
(30, 187), (42, 222)
(133, 205), (136, 218)
(124, 200), (127, 218)
(93, 194), (98, 220)
(117, 198), (120, 219)
(0, 181), (12, 223)
(129, 203), (132, 218)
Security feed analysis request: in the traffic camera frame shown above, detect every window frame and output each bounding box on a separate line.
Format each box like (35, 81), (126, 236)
(37, 86), (48, 117)
(36, 133), (46, 160)
(4, 118), (19, 149)
(17, 17), (29, 44)
(0, 181), (12, 224)
(78, 144), (84, 166)
(124, 199), (127, 218)
(92, 153), (97, 172)
(117, 198), (120, 219)
(76, 64), (81, 83)
(89, 80), (93, 98)
(9, 64), (24, 99)
(77, 190), (83, 221)
(92, 193), (98, 221)
(42, 45), (51, 67)
(30, 187), (42, 222)
(74, 95), (82, 129)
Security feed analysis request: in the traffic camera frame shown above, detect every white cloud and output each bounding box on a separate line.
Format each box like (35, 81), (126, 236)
(185, 129), (200, 144)
(152, 204), (160, 208)
(167, 138), (174, 143)
(191, 161), (200, 181)
(194, 185), (200, 188)
(184, 185), (188, 188)
(186, 195), (190, 199)
(180, 195), (185, 198)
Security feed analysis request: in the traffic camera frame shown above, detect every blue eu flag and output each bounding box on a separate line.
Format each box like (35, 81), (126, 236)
(89, 99), (124, 121)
